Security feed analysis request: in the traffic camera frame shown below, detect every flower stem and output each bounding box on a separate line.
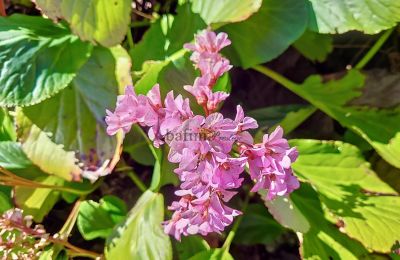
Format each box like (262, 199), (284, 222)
(0, 0), (6, 16)
(252, 65), (299, 93)
(222, 193), (251, 250)
(126, 169), (147, 192)
(355, 28), (394, 70)
(48, 237), (101, 259)
(59, 199), (83, 238)
(127, 26), (134, 50)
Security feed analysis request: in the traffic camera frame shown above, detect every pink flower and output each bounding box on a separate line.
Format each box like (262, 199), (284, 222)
(184, 30), (231, 59)
(105, 86), (148, 135)
(163, 192), (240, 241)
(243, 126), (300, 200)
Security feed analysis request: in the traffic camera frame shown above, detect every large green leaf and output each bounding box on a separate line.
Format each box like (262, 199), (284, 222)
(234, 204), (284, 245)
(280, 69), (400, 169)
(130, 3), (205, 71)
(291, 185), (370, 260)
(189, 249), (233, 260)
(175, 236), (210, 260)
(105, 190), (172, 260)
(0, 14), (91, 106)
(0, 186), (12, 213)
(14, 175), (63, 222)
(16, 113), (81, 181)
(0, 108), (16, 141)
(77, 195), (127, 240)
(220, 0), (308, 68)
(22, 46), (128, 181)
(293, 30), (333, 62)
(35, 0), (132, 47)
(0, 141), (48, 179)
(308, 0), (400, 34)
(191, 0), (262, 24)
(291, 139), (400, 253)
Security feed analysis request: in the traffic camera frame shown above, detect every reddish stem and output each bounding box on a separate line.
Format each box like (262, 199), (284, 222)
(0, 0), (6, 16)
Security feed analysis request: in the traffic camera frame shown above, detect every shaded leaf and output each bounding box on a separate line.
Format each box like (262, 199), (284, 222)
(189, 248), (233, 260)
(77, 195), (127, 240)
(235, 204), (284, 245)
(175, 236), (210, 260)
(293, 30), (333, 62)
(0, 14), (91, 106)
(220, 0), (308, 68)
(0, 108), (16, 141)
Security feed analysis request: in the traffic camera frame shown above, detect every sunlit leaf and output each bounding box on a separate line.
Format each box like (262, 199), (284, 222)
(0, 14), (91, 106)
(291, 139), (400, 253)
(35, 0), (132, 47)
(191, 0), (262, 24)
(105, 190), (172, 260)
(308, 0), (400, 34)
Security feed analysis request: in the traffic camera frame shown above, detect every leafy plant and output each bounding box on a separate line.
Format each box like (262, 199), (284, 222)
(0, 0), (399, 259)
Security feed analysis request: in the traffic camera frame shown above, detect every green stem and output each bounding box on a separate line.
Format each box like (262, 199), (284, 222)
(59, 199), (83, 238)
(126, 170), (147, 192)
(252, 65), (299, 92)
(222, 193), (251, 250)
(127, 27), (134, 50)
(131, 20), (151, 28)
(355, 28), (394, 69)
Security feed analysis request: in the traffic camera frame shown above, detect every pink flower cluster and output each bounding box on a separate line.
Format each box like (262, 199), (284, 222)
(184, 30), (232, 114)
(105, 29), (299, 240)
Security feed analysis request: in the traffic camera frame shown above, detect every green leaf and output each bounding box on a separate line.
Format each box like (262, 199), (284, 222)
(175, 236), (210, 260)
(0, 141), (49, 179)
(0, 186), (12, 213)
(16, 113), (81, 181)
(0, 108), (16, 141)
(291, 139), (400, 253)
(105, 190), (172, 260)
(262, 194), (310, 233)
(130, 17), (172, 71)
(191, 0), (262, 24)
(130, 3), (205, 71)
(308, 0), (400, 34)
(21, 46), (128, 180)
(291, 185), (370, 260)
(35, 0), (132, 47)
(0, 141), (32, 170)
(77, 195), (127, 240)
(293, 30), (333, 62)
(14, 175), (63, 222)
(220, 0), (308, 68)
(234, 204), (284, 245)
(0, 14), (91, 106)
(288, 69), (400, 169)
(189, 248), (233, 260)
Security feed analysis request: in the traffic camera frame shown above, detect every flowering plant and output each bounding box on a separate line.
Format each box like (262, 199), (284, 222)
(106, 30), (299, 240)
(0, 1), (399, 259)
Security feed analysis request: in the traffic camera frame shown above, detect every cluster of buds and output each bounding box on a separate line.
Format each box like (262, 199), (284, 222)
(105, 29), (299, 240)
(0, 209), (49, 259)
